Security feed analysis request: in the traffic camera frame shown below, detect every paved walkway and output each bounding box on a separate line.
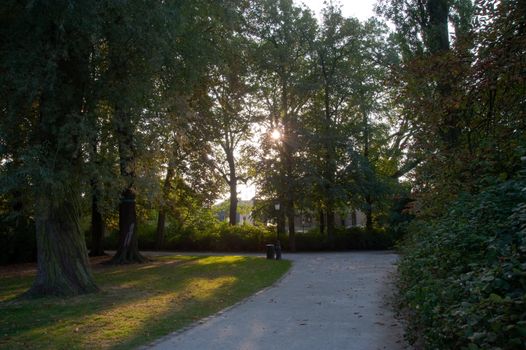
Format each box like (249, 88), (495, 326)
(147, 252), (409, 350)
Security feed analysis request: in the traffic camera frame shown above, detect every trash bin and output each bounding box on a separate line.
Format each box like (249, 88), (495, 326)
(266, 244), (275, 259)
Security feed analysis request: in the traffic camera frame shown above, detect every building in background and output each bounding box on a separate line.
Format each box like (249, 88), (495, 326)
(215, 199), (365, 231)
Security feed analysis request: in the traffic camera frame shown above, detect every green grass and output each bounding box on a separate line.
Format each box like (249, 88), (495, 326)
(0, 255), (291, 349)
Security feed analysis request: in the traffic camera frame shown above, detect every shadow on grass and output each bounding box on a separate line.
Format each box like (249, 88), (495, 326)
(0, 255), (290, 350)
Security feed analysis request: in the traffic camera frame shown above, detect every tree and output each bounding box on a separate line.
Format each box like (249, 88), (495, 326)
(308, 5), (365, 242)
(102, 0), (170, 264)
(207, 34), (259, 226)
(0, 0), (101, 295)
(379, 0), (512, 200)
(249, 0), (317, 250)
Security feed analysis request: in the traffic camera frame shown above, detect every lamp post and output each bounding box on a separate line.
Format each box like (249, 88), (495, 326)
(274, 202), (282, 259)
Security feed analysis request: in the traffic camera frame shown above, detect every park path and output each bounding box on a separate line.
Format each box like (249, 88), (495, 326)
(146, 252), (409, 350)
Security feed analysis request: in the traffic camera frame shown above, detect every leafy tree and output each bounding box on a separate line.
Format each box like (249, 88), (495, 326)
(206, 34), (259, 225)
(249, 0), (317, 250)
(0, 0), (101, 295)
(306, 5), (381, 241)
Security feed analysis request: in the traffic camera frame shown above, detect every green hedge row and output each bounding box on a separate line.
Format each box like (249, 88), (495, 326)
(96, 222), (395, 252)
(398, 178), (526, 349)
(119, 223), (394, 252)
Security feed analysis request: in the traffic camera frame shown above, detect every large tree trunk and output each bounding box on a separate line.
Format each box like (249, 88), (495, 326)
(426, 0), (459, 147)
(28, 197), (98, 297)
(28, 39), (98, 295)
(155, 165), (175, 250)
(227, 150), (238, 226)
(110, 110), (146, 264)
(155, 211), (166, 250)
(229, 184), (238, 225)
(426, 0), (450, 54)
(89, 192), (106, 257)
(111, 188), (146, 263)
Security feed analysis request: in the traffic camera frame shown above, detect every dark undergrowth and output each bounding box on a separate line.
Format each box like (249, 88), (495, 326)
(397, 178), (526, 349)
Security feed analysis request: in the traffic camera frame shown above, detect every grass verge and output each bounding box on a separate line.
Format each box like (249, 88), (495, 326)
(0, 255), (291, 349)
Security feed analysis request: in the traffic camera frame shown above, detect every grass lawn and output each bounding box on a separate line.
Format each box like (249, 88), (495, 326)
(0, 255), (291, 349)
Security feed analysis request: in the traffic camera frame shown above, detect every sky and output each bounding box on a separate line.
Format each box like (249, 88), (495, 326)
(297, 0), (378, 22)
(235, 0), (379, 202)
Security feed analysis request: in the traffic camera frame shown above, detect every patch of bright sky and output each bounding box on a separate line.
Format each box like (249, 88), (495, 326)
(235, 0), (379, 202)
(297, 0), (377, 22)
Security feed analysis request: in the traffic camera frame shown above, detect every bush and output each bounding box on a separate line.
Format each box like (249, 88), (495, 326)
(136, 220), (394, 252)
(156, 221), (275, 252)
(397, 178), (526, 349)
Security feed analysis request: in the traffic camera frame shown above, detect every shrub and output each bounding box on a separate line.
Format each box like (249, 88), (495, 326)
(133, 220), (394, 252)
(159, 221), (274, 252)
(398, 178), (526, 349)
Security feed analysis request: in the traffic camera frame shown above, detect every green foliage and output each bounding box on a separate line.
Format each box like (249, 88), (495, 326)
(398, 178), (526, 349)
(141, 221), (275, 252)
(129, 216), (394, 252)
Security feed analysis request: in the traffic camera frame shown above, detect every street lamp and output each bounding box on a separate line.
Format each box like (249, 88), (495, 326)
(274, 202), (282, 259)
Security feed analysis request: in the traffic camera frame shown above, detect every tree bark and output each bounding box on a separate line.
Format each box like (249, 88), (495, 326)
(110, 110), (146, 264)
(111, 188), (146, 263)
(28, 197), (98, 296)
(229, 184), (238, 225)
(89, 192), (106, 256)
(227, 149), (238, 225)
(426, 0), (450, 54)
(426, 0), (460, 147)
(156, 210), (166, 250)
(28, 38), (98, 295)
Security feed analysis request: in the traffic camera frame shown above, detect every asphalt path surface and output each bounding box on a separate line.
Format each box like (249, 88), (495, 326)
(145, 251), (409, 350)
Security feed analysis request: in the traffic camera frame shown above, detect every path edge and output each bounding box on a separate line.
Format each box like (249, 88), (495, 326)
(139, 257), (295, 349)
